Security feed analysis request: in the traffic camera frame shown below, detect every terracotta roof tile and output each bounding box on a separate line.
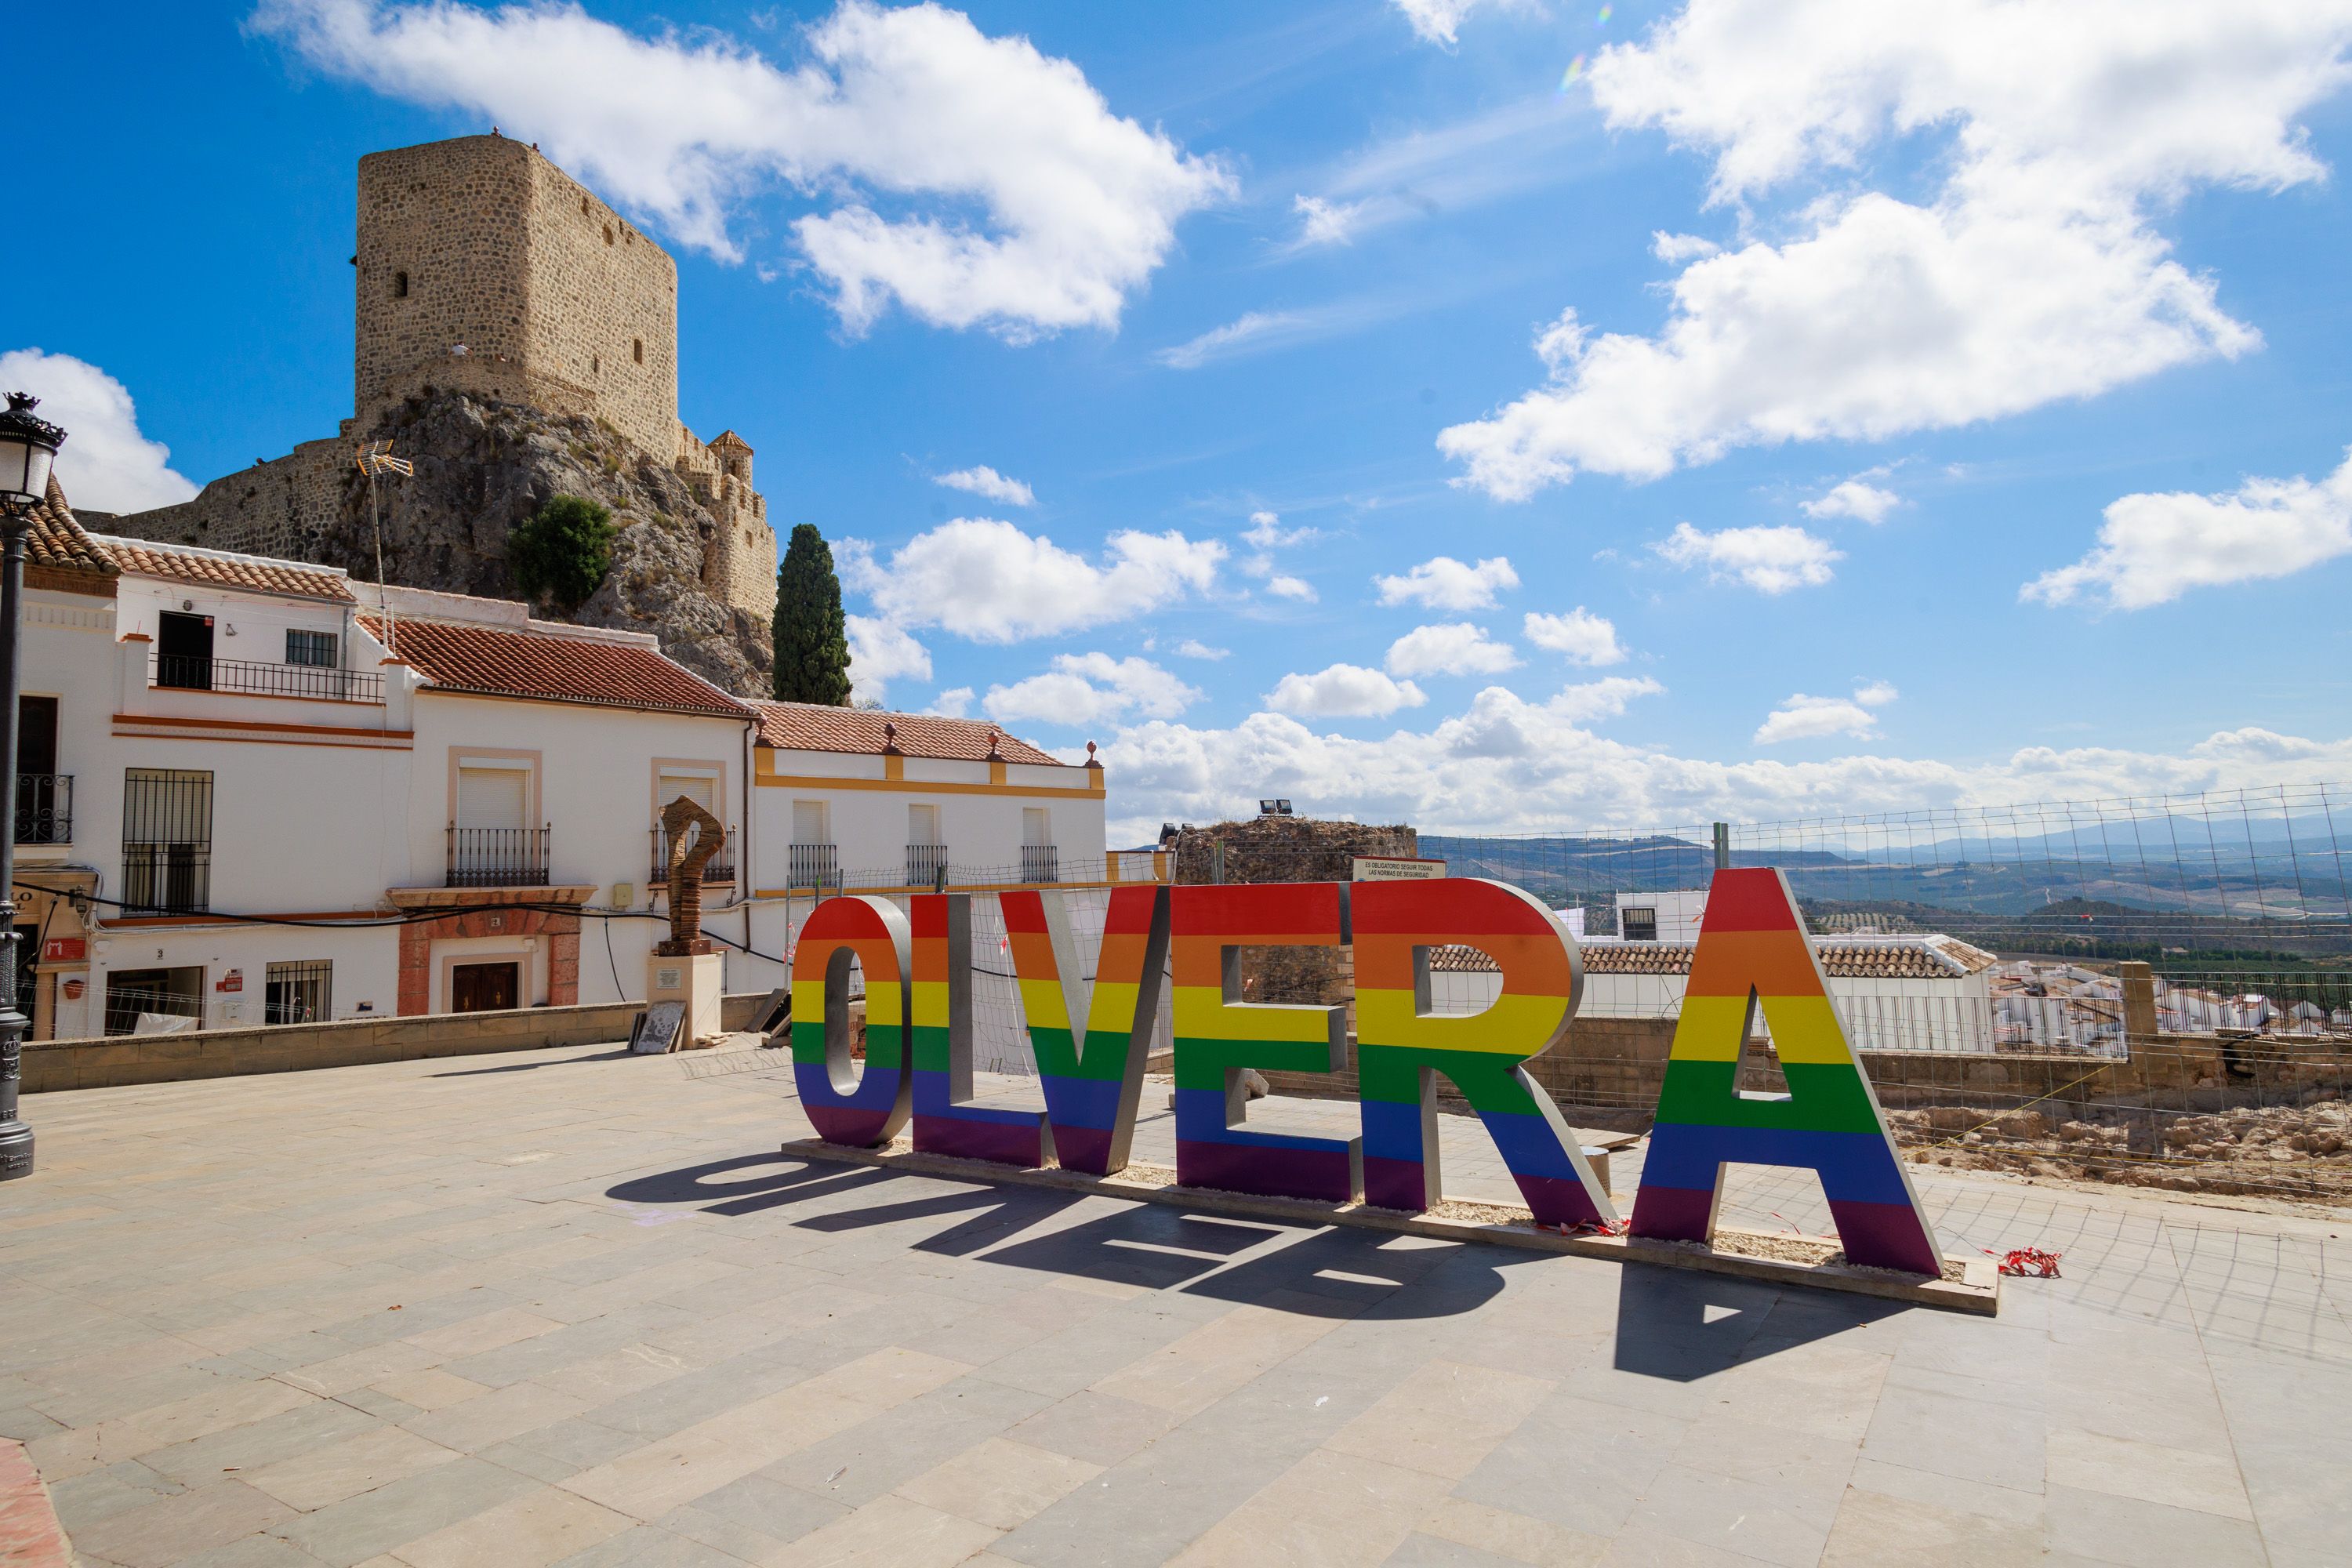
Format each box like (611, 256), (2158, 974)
(95, 535), (355, 601)
(1432, 935), (1998, 979)
(25, 477), (116, 577)
(362, 614), (750, 718)
(750, 700), (1065, 765)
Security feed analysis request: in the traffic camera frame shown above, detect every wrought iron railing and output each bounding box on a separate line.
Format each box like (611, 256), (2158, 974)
(153, 655), (384, 702)
(445, 826), (550, 888)
(906, 843), (951, 889)
(122, 843), (210, 914)
(650, 826), (736, 885)
(14, 774), (70, 845)
(1021, 844), (1059, 884)
(787, 842), (839, 888)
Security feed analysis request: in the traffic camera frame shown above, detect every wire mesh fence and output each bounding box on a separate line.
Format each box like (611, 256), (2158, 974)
(763, 782), (2352, 1201)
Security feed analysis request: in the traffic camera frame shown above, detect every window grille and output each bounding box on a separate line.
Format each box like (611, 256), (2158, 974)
(122, 769), (212, 914)
(265, 960), (332, 1025)
(285, 630), (338, 667)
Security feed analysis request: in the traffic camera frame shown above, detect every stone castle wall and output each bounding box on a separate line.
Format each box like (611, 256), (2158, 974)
(676, 429), (777, 619)
(120, 434), (350, 554)
(355, 136), (679, 463)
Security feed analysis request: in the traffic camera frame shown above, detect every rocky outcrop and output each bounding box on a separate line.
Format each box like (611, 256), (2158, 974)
(323, 389), (773, 696)
(119, 387), (772, 696)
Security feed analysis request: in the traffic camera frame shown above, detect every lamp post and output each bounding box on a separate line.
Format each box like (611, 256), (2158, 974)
(0, 392), (67, 1181)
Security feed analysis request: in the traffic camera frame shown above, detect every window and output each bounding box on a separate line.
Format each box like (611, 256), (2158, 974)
(633, 338), (644, 364)
(104, 966), (205, 1036)
(789, 800), (835, 887)
(265, 961), (332, 1025)
(122, 769), (212, 914)
(394, 270), (408, 299)
(1621, 906), (1658, 942)
(285, 630), (338, 668)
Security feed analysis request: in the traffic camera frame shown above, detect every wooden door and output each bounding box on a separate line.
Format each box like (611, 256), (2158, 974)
(450, 961), (520, 1013)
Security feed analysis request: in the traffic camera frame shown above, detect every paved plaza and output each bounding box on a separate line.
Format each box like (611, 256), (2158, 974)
(4, 1039), (2350, 1567)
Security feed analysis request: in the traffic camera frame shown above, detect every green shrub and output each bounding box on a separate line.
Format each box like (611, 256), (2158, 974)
(508, 493), (618, 610)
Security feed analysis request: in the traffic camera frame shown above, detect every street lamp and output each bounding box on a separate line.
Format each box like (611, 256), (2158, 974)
(0, 392), (67, 1182)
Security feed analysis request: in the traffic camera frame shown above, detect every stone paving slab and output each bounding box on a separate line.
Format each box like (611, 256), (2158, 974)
(5, 1038), (2351, 1565)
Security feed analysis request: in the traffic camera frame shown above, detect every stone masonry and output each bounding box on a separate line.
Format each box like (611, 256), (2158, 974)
(111, 134), (777, 625)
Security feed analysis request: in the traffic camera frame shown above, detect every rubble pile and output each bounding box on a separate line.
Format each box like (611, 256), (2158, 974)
(1884, 1094), (2352, 1200)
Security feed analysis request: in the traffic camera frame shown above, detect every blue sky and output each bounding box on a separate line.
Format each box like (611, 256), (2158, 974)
(16, 1), (2352, 840)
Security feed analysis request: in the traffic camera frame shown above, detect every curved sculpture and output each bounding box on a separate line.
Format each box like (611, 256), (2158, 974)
(659, 795), (724, 951)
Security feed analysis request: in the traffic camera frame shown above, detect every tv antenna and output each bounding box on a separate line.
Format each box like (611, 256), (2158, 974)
(354, 440), (412, 654)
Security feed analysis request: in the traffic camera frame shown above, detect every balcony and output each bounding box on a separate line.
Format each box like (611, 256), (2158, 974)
(1021, 844), (1059, 884)
(154, 654), (384, 703)
(650, 826), (736, 886)
(14, 774), (71, 845)
(122, 842), (210, 915)
(787, 842), (839, 888)
(906, 843), (950, 889)
(446, 826), (550, 888)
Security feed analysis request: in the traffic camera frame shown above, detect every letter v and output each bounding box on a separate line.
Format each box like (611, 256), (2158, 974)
(1000, 885), (1171, 1175)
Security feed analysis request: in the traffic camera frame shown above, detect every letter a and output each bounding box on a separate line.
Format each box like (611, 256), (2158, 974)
(1628, 868), (1943, 1276)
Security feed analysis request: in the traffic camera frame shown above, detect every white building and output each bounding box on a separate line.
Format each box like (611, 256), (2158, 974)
(13, 480), (1117, 1040)
(1613, 889), (1708, 942)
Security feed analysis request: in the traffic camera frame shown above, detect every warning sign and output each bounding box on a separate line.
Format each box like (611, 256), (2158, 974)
(1350, 856), (1448, 882)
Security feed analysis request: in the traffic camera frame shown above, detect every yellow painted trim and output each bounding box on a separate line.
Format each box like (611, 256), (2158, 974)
(989, 760), (1007, 785)
(883, 753), (904, 782)
(754, 760), (1105, 800)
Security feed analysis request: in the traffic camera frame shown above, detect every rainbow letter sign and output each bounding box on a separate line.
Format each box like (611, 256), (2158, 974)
(791, 869), (1943, 1276)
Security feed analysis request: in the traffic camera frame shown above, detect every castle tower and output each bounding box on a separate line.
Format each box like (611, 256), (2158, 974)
(354, 136), (681, 463)
(107, 133), (778, 641)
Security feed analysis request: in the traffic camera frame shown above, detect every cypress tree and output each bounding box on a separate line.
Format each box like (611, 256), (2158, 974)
(771, 521), (852, 706)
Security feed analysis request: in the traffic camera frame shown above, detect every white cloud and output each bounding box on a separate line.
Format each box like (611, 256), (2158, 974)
(927, 686), (975, 718)
(1242, 510), (1320, 550)
(1265, 664), (1427, 718)
(1754, 681), (1897, 746)
(1264, 574), (1318, 602)
(1157, 314), (1327, 373)
(984, 652), (1201, 728)
(1374, 554), (1519, 610)
(1439, 2), (2352, 498)
(1650, 230), (1719, 263)
(1097, 700), (2352, 845)
(1388, 0), (1541, 47)
(1386, 622), (1521, 679)
(843, 614), (931, 703)
(0, 350), (198, 514)
(1653, 522), (1840, 593)
(1521, 606), (1627, 666)
(932, 465), (1034, 506)
(1802, 476), (1900, 524)
(851, 517), (1224, 642)
(255, 0), (1231, 339)
(1174, 638), (1229, 660)
(1291, 194), (1363, 246)
(2024, 448), (2352, 609)
(1291, 96), (1591, 251)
